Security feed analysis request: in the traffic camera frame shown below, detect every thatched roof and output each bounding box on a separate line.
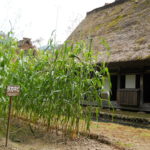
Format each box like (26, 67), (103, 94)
(18, 38), (35, 50)
(67, 0), (150, 63)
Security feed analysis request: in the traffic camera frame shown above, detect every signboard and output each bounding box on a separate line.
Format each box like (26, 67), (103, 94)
(6, 85), (20, 96)
(5, 85), (20, 147)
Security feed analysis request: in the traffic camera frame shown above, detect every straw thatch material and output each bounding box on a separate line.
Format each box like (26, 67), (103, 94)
(67, 0), (150, 63)
(18, 38), (35, 50)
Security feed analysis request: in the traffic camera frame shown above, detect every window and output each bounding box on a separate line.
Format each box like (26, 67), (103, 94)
(120, 74), (140, 89)
(125, 75), (136, 88)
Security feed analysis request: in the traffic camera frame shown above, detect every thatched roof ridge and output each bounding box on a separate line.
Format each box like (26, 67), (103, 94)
(87, 0), (130, 16)
(67, 0), (150, 63)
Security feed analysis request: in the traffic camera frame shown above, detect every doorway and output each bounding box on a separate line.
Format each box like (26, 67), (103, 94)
(110, 75), (117, 101)
(143, 73), (150, 103)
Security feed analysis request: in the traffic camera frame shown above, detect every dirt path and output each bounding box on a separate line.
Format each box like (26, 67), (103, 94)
(0, 119), (118, 150)
(1, 118), (150, 150)
(0, 137), (117, 150)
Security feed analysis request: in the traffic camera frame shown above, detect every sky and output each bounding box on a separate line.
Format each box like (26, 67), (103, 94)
(0, 0), (115, 45)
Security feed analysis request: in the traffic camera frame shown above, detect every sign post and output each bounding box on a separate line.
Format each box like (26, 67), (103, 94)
(5, 85), (20, 147)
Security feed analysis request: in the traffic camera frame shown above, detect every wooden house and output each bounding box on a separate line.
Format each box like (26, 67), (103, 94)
(67, 0), (150, 111)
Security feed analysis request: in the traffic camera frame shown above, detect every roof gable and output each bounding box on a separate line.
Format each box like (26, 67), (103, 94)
(67, 0), (150, 63)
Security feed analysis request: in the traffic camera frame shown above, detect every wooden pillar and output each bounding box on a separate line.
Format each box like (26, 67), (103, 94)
(140, 74), (144, 105)
(117, 67), (121, 90)
(117, 74), (120, 90)
(117, 72), (121, 104)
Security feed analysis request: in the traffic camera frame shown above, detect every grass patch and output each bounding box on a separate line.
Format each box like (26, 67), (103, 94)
(140, 132), (150, 138)
(106, 14), (126, 31)
(115, 141), (134, 148)
(136, 37), (147, 45)
(98, 108), (150, 119)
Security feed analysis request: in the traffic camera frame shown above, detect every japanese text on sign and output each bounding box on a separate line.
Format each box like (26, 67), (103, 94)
(6, 86), (20, 96)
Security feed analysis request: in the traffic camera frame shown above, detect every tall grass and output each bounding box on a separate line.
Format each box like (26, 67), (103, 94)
(0, 32), (110, 136)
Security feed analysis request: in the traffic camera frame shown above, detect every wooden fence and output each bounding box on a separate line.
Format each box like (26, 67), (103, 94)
(117, 89), (140, 107)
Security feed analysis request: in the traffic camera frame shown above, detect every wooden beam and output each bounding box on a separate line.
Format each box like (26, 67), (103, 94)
(117, 74), (120, 90)
(140, 74), (144, 105)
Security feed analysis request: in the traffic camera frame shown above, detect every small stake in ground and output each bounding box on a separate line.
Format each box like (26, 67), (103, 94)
(5, 85), (20, 147)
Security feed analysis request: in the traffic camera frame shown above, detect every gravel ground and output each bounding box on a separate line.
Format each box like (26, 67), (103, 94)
(0, 136), (118, 150)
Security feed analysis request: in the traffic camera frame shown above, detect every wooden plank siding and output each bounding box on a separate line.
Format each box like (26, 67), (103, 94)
(117, 89), (140, 107)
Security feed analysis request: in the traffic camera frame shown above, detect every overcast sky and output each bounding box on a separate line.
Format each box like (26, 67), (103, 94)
(0, 0), (115, 45)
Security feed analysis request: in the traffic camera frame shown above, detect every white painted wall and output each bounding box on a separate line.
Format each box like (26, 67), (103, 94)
(125, 75), (136, 88)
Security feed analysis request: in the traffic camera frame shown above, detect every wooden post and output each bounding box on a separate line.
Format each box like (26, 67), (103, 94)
(5, 96), (13, 147)
(117, 74), (120, 90)
(5, 85), (20, 147)
(117, 73), (121, 104)
(140, 74), (144, 106)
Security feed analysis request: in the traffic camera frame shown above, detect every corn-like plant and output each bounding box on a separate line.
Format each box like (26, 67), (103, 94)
(0, 32), (110, 137)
